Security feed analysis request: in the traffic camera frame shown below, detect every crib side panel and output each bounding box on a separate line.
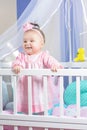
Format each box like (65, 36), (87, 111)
(0, 69), (87, 130)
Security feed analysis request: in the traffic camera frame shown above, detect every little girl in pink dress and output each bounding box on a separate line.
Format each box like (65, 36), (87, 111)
(12, 22), (63, 115)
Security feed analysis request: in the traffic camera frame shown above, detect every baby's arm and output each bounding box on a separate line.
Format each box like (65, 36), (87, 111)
(43, 52), (63, 72)
(12, 53), (24, 74)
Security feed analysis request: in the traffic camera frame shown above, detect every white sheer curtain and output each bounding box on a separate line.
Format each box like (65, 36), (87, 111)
(0, 0), (63, 61)
(80, 0), (87, 56)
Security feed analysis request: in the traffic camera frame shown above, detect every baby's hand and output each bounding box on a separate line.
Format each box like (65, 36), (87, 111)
(12, 66), (21, 74)
(51, 64), (63, 72)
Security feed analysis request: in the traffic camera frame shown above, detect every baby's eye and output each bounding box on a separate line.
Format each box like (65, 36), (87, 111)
(30, 40), (34, 42)
(24, 40), (27, 43)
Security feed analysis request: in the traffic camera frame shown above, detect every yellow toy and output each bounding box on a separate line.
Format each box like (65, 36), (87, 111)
(74, 48), (85, 62)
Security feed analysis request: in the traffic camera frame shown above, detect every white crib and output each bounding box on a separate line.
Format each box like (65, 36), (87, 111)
(0, 62), (87, 130)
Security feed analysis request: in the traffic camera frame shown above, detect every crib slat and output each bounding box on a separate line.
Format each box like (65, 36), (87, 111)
(12, 76), (17, 114)
(0, 76), (4, 130)
(28, 76), (33, 130)
(0, 76), (3, 113)
(76, 77), (80, 117)
(0, 126), (3, 130)
(28, 76), (32, 115)
(68, 66), (73, 84)
(59, 77), (64, 116)
(29, 127), (33, 130)
(0, 68), (87, 130)
(14, 126), (18, 130)
(43, 76), (48, 115)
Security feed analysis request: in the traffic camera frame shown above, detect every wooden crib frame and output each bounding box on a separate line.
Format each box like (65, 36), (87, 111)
(0, 62), (87, 130)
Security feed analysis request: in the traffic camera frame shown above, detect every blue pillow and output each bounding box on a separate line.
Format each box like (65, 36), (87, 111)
(64, 80), (87, 106)
(5, 102), (13, 111)
(2, 81), (9, 108)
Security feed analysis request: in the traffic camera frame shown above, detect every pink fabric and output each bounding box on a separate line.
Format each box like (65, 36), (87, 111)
(65, 105), (87, 117)
(23, 22), (33, 32)
(12, 51), (63, 114)
(53, 104), (87, 117)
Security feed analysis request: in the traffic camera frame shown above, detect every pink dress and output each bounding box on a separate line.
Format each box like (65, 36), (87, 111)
(12, 51), (63, 114)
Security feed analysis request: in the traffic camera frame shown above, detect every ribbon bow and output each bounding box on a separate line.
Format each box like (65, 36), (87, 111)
(23, 22), (33, 32)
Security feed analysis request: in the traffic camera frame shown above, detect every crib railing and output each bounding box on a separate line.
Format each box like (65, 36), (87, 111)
(0, 68), (87, 130)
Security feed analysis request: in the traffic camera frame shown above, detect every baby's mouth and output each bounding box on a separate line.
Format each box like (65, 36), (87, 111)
(25, 46), (32, 50)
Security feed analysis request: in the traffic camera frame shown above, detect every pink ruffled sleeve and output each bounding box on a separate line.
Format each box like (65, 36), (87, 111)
(42, 51), (63, 69)
(12, 53), (25, 69)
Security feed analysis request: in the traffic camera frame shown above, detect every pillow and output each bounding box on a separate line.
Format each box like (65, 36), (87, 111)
(2, 81), (9, 108)
(5, 102), (13, 111)
(64, 80), (87, 106)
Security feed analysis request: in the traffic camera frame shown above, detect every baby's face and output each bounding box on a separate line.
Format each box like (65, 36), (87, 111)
(23, 30), (44, 55)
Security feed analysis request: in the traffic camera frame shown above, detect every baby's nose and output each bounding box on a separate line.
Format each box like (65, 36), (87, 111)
(27, 41), (31, 45)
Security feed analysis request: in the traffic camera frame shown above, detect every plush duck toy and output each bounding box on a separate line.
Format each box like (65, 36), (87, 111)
(74, 48), (85, 62)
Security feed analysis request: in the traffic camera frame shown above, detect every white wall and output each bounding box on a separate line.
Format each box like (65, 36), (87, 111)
(0, 0), (17, 35)
(43, 10), (61, 61)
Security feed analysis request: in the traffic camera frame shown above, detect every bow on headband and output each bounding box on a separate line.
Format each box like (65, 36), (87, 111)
(23, 22), (44, 42)
(23, 22), (34, 32)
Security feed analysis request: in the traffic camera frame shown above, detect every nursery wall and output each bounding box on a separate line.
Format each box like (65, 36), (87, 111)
(0, 0), (31, 35)
(0, 0), (16, 34)
(0, 0), (61, 61)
